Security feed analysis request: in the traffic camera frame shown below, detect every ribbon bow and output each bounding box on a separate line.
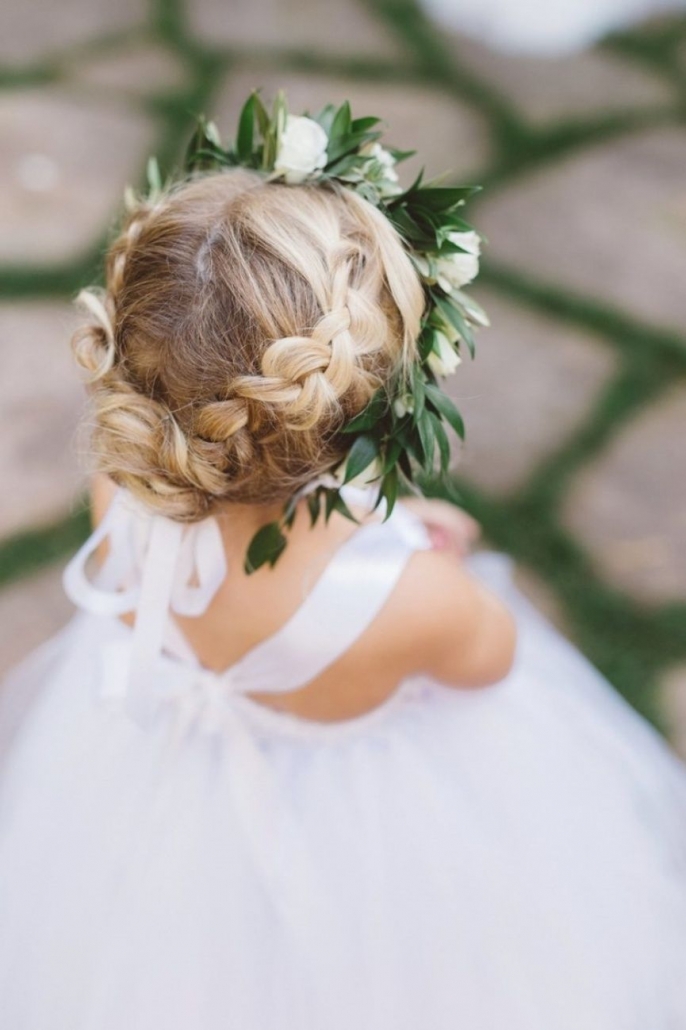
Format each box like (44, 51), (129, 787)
(63, 489), (228, 725)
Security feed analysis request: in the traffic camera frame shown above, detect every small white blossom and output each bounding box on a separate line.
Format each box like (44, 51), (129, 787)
(412, 254), (432, 280)
(447, 230), (481, 255)
(427, 331), (461, 378)
(361, 142), (397, 177)
(433, 231), (481, 292)
(393, 394), (415, 418)
(361, 142), (402, 197)
(274, 115), (329, 184)
(435, 311), (460, 345)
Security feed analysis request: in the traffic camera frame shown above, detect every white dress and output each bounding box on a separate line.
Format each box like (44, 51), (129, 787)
(0, 487), (685, 1030)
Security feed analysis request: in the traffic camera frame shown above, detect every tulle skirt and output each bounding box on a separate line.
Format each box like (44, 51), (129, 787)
(0, 554), (685, 1029)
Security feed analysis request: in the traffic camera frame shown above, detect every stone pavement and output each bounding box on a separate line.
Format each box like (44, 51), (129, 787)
(0, 0), (684, 750)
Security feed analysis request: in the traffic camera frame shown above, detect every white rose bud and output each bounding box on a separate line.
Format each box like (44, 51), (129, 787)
(274, 115), (329, 184)
(362, 142), (396, 173)
(447, 230), (481, 255)
(361, 142), (402, 197)
(435, 230), (481, 291)
(435, 311), (460, 345)
(427, 331), (461, 378)
(393, 394), (415, 418)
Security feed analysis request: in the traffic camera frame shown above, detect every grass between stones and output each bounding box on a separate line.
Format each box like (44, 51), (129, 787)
(1, 0), (686, 724)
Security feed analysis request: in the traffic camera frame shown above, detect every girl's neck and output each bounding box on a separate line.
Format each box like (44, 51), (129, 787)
(212, 494), (373, 580)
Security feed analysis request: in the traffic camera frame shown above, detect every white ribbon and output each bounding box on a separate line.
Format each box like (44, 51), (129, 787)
(63, 489), (227, 725)
(96, 637), (323, 921)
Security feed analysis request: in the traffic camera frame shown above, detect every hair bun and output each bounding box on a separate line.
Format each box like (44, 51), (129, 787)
(74, 170), (424, 520)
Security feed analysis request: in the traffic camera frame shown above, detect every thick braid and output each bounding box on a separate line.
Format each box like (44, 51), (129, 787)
(231, 238), (386, 432)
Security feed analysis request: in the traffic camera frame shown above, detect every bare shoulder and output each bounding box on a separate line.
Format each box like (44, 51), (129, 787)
(378, 546), (517, 689)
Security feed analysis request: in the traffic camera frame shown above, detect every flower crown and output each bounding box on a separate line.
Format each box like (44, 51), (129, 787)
(138, 91), (488, 571)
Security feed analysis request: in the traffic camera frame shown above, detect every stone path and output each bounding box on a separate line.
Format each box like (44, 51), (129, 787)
(0, 0), (685, 747)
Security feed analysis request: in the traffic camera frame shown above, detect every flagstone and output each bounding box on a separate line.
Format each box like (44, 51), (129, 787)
(658, 664), (686, 761)
(0, 88), (153, 265)
(0, 0), (145, 66)
(0, 565), (73, 680)
(561, 385), (686, 604)
(444, 36), (673, 124)
(71, 41), (187, 96)
(448, 289), (617, 495)
(216, 69), (491, 184)
(0, 302), (87, 539)
(188, 0), (404, 59)
(477, 127), (686, 334)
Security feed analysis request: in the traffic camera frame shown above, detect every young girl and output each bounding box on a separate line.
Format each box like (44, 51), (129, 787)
(0, 99), (685, 1030)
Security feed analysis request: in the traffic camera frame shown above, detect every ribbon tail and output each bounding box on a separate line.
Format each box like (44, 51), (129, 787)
(126, 515), (184, 727)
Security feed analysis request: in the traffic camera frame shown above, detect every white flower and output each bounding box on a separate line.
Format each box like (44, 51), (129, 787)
(411, 253), (432, 280)
(435, 230), (481, 292)
(332, 454), (383, 490)
(364, 142), (398, 178)
(274, 115), (329, 184)
(393, 394), (415, 418)
(447, 230), (481, 255)
(361, 142), (402, 197)
(435, 311), (460, 345)
(427, 331), (461, 378)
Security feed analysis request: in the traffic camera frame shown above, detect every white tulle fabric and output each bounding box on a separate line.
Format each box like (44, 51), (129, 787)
(0, 489), (685, 1030)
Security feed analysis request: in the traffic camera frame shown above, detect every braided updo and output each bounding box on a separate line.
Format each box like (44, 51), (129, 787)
(72, 168), (425, 521)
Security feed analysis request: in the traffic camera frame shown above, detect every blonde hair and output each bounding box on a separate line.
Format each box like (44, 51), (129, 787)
(72, 169), (425, 521)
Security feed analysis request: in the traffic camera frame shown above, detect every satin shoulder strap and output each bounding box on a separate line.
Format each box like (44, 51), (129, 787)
(225, 497), (432, 696)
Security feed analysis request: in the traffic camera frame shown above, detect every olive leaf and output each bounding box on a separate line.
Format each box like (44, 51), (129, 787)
(236, 93), (257, 162)
(244, 522), (287, 574)
(341, 390), (389, 434)
(343, 434), (380, 484)
(424, 384), (465, 440)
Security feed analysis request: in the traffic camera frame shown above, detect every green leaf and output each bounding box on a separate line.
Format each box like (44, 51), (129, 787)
(253, 93), (270, 135)
(387, 207), (426, 243)
(385, 167), (424, 207)
(434, 295), (476, 357)
(424, 383), (465, 440)
(417, 326), (435, 362)
(332, 492), (359, 523)
(306, 491), (321, 527)
(380, 467), (399, 518)
(341, 390), (389, 433)
(411, 364), (426, 421)
(388, 147), (416, 164)
(398, 449), (414, 480)
(450, 288), (490, 328)
(244, 522), (287, 574)
(413, 185), (481, 210)
(329, 101), (352, 142)
(405, 424), (426, 467)
(417, 411), (436, 472)
(429, 411), (451, 471)
(314, 103), (337, 134)
(326, 128), (382, 167)
(382, 436), (403, 474)
(343, 434), (380, 484)
(236, 93), (256, 161)
(146, 156), (162, 196)
(351, 115), (381, 133)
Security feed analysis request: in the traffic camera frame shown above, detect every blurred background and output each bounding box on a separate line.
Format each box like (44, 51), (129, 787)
(1, 0), (685, 744)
